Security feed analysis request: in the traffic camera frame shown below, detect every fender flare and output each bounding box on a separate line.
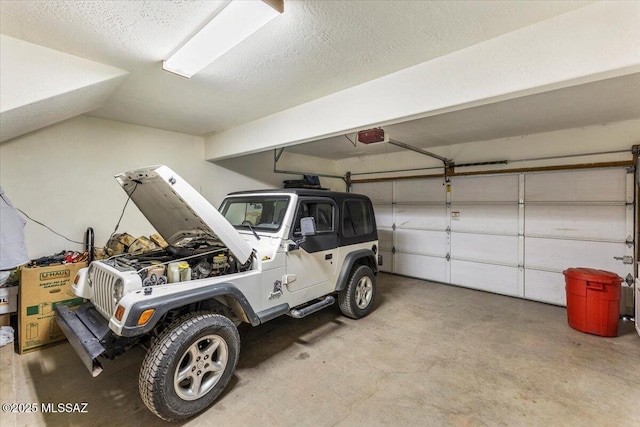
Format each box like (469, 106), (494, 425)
(334, 249), (377, 292)
(120, 283), (259, 337)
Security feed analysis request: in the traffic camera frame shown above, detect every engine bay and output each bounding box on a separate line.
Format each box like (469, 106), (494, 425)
(101, 236), (253, 286)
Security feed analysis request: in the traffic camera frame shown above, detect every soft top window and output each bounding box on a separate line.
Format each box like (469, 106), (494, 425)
(293, 200), (334, 235)
(343, 200), (374, 238)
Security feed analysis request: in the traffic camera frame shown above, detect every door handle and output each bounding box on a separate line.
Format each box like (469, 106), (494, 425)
(325, 253), (333, 260)
(614, 256), (633, 264)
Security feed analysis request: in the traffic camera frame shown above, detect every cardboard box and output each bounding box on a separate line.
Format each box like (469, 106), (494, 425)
(18, 262), (87, 354)
(0, 313), (10, 326)
(0, 286), (19, 314)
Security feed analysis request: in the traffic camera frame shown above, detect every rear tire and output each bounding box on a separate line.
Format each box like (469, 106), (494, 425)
(338, 265), (376, 319)
(139, 312), (240, 422)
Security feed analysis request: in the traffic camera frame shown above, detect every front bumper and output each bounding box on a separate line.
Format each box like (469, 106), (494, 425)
(55, 302), (108, 377)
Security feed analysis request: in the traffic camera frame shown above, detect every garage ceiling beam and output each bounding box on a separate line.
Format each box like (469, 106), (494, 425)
(204, 2), (640, 161)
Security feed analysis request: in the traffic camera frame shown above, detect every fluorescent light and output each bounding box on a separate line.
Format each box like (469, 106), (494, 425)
(163, 0), (283, 78)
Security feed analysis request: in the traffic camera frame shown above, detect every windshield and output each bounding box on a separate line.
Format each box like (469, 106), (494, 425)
(220, 196), (290, 232)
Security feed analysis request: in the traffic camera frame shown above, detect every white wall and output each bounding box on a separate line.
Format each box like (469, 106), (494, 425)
(215, 149), (346, 193)
(337, 119), (640, 180)
(0, 116), (340, 259)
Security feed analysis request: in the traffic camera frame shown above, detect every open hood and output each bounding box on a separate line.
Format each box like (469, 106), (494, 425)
(115, 165), (252, 264)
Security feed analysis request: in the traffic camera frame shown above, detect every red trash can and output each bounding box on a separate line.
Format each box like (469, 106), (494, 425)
(563, 267), (623, 337)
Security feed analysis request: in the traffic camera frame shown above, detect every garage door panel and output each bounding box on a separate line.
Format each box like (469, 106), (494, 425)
(373, 204), (393, 228)
(379, 250), (393, 273)
(352, 182), (393, 203)
(525, 238), (626, 275)
(451, 233), (519, 265)
(451, 260), (519, 297)
(396, 204), (447, 230)
(524, 269), (566, 306)
(377, 228), (393, 251)
(396, 253), (447, 283)
(396, 179), (445, 202)
(525, 169), (626, 202)
(450, 204), (519, 234)
(526, 205), (626, 241)
(396, 229), (447, 257)
(451, 175), (519, 202)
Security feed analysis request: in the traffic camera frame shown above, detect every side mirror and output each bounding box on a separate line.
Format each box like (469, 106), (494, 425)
(288, 217), (316, 251)
(300, 217), (317, 236)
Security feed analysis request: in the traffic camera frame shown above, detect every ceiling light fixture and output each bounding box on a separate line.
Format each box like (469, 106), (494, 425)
(163, 0), (284, 78)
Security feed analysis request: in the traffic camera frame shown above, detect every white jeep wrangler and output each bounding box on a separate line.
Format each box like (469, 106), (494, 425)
(56, 165), (381, 421)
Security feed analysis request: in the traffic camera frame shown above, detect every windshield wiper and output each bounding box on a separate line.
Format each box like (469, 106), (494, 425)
(245, 223), (260, 240)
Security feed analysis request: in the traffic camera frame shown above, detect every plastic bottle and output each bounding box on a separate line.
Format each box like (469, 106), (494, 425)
(178, 262), (191, 282)
(167, 262), (180, 283)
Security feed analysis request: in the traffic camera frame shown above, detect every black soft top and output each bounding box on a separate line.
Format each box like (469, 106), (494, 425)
(226, 189), (372, 203)
(226, 188), (377, 247)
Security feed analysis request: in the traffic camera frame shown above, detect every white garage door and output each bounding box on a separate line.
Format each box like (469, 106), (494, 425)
(394, 179), (448, 282)
(523, 168), (633, 307)
(352, 181), (394, 273)
(450, 174), (521, 297)
(353, 167), (634, 308)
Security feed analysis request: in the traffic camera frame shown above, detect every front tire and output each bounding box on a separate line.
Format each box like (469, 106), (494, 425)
(338, 265), (376, 319)
(139, 312), (240, 422)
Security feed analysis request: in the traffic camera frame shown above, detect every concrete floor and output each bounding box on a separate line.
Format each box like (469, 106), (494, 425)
(1, 273), (638, 426)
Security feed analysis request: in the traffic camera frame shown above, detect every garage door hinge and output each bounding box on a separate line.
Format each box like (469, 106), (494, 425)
(392, 223), (396, 230)
(625, 274), (634, 286)
(392, 246), (396, 254)
(446, 253), (450, 261)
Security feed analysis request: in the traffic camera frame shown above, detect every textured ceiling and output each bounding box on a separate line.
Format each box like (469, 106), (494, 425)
(0, 0), (595, 137)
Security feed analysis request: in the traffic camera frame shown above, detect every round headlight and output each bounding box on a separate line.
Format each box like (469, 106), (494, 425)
(113, 278), (124, 303)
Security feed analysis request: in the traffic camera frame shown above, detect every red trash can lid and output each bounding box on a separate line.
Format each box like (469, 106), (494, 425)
(562, 267), (623, 284)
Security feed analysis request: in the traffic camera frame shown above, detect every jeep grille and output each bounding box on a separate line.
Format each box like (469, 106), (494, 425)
(91, 264), (118, 319)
